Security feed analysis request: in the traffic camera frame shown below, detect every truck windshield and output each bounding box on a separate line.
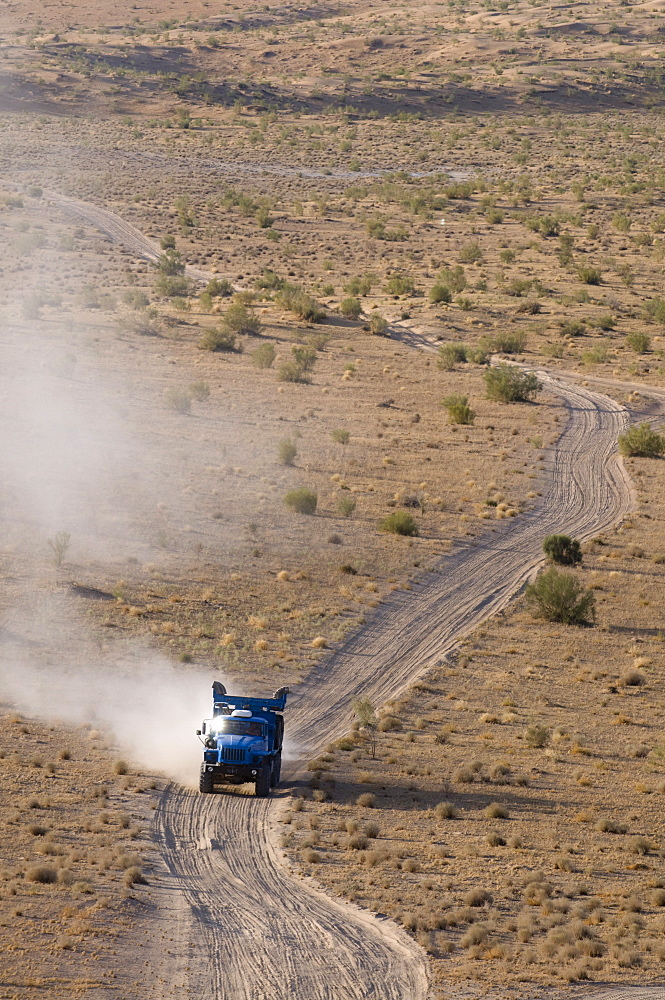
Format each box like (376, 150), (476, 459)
(216, 720), (264, 737)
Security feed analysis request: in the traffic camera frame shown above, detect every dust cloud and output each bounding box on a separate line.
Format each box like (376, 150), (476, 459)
(0, 270), (218, 788)
(0, 641), (213, 787)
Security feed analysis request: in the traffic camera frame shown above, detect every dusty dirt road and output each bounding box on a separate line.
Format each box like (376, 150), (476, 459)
(52, 195), (651, 1000)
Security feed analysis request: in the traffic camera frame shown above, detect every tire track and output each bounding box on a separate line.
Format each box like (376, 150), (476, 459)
(55, 195), (646, 1000)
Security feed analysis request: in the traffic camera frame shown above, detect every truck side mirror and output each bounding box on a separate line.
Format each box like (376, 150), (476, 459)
(196, 730), (201, 736)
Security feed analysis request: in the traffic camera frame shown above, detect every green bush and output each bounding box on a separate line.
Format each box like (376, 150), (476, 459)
(337, 495), (356, 517)
(340, 297), (362, 320)
(204, 277), (233, 298)
(164, 387), (191, 414)
(277, 348), (315, 383)
(284, 488), (318, 515)
(277, 284), (325, 322)
(154, 274), (191, 297)
(385, 274), (415, 296)
(484, 364), (541, 403)
(197, 328), (240, 352)
(429, 283), (452, 304)
(525, 568), (595, 625)
(160, 234), (176, 250)
(369, 313), (388, 335)
(459, 240), (483, 263)
(252, 343), (276, 368)
(492, 331), (527, 354)
(645, 297), (665, 326)
(379, 511), (419, 537)
(441, 393), (475, 425)
(332, 429), (350, 444)
(345, 274), (373, 296)
(223, 303), (262, 336)
(439, 266), (466, 294)
(543, 534), (582, 566)
(618, 422), (665, 458)
(577, 266), (602, 285)
(437, 342), (467, 371)
(626, 332), (650, 354)
(526, 214), (560, 237)
(254, 269), (286, 291)
(156, 250), (185, 275)
(278, 438), (297, 466)
(559, 320), (586, 338)
(256, 206), (274, 229)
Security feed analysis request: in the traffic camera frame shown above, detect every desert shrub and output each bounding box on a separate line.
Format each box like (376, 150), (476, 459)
(188, 381), (210, 403)
(284, 489), (318, 515)
(526, 213), (560, 237)
(278, 438), (297, 466)
(595, 818), (627, 835)
(560, 320), (586, 338)
(543, 534), (582, 566)
(369, 313), (388, 335)
(124, 866), (146, 887)
(379, 511), (419, 536)
(164, 387), (191, 414)
(430, 283), (452, 304)
(254, 269), (286, 291)
(377, 715), (401, 732)
(252, 343), (276, 368)
(122, 289), (150, 310)
(577, 266), (602, 285)
(205, 277), (233, 298)
(223, 303), (261, 336)
(435, 801), (458, 820)
(48, 531), (70, 568)
(645, 297), (665, 325)
(629, 836), (650, 855)
(484, 802), (509, 819)
(340, 297), (362, 320)
(156, 249), (185, 275)
(197, 328), (240, 352)
(345, 274), (373, 296)
(467, 342), (491, 365)
(441, 393), (475, 425)
(160, 234), (176, 250)
(492, 331), (527, 354)
(337, 495), (356, 518)
(277, 284), (325, 322)
(332, 428), (350, 444)
(25, 865), (57, 884)
(459, 240), (483, 263)
(465, 888), (493, 907)
(278, 362), (309, 383)
(356, 793), (376, 808)
(437, 342), (467, 371)
(385, 274), (415, 296)
(154, 274), (191, 297)
(348, 834), (369, 851)
(619, 670), (645, 687)
(525, 724), (549, 752)
(525, 568), (596, 625)
(618, 422), (665, 458)
(625, 332), (650, 354)
(484, 364), (541, 403)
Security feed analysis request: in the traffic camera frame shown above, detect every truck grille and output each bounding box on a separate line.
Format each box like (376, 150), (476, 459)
(221, 748), (244, 763)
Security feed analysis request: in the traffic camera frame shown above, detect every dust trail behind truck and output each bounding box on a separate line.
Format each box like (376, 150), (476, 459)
(197, 682), (289, 797)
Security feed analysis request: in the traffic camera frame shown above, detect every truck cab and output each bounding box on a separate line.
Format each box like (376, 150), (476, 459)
(198, 684), (288, 797)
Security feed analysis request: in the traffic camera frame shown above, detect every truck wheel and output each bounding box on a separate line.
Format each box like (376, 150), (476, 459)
(199, 768), (214, 794)
(270, 752), (282, 787)
(255, 766), (271, 798)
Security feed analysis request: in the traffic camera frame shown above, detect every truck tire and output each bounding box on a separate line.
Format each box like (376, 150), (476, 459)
(199, 768), (214, 794)
(270, 752), (282, 787)
(255, 766), (271, 798)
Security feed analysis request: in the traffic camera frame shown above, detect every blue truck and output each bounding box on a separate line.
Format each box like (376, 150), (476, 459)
(197, 682), (289, 797)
